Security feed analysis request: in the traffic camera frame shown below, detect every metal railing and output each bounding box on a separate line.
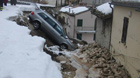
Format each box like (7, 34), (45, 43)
(112, 0), (140, 2)
(76, 27), (94, 31)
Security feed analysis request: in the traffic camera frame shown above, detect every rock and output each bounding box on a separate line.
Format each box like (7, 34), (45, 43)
(74, 68), (88, 78)
(16, 15), (29, 26)
(70, 55), (92, 71)
(88, 67), (100, 78)
(56, 55), (70, 63)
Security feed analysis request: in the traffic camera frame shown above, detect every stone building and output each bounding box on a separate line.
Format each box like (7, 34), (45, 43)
(91, 2), (113, 49)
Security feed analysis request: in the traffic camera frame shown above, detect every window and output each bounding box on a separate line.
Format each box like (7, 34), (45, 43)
(121, 17), (129, 43)
(94, 18), (97, 41)
(38, 13), (55, 27)
(66, 18), (69, 25)
(45, 17), (56, 27)
(77, 19), (83, 27)
(38, 13), (48, 20)
(77, 33), (82, 40)
(54, 24), (66, 37)
(63, 16), (65, 22)
(54, 25), (63, 35)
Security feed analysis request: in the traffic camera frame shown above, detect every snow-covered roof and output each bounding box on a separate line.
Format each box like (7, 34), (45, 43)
(96, 2), (114, 15)
(60, 6), (89, 14)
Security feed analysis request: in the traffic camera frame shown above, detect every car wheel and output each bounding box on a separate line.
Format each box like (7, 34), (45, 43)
(60, 44), (68, 50)
(33, 21), (40, 30)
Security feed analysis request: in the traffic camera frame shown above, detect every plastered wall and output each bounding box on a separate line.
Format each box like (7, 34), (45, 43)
(110, 5), (140, 78)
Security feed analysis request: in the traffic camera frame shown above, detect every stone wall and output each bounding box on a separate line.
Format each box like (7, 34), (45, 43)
(96, 18), (112, 50)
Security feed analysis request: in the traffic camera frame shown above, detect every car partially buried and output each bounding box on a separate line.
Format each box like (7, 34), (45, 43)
(29, 9), (76, 51)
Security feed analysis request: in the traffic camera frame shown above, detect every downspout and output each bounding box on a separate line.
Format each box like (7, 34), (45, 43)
(73, 15), (76, 38)
(56, 0), (57, 8)
(109, 2), (113, 51)
(61, 0), (62, 6)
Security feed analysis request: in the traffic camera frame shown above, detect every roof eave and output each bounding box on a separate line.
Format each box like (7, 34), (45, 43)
(111, 1), (140, 8)
(91, 9), (112, 19)
(59, 10), (90, 16)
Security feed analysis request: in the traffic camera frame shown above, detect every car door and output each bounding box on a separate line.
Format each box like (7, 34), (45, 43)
(38, 12), (55, 38)
(53, 24), (66, 44)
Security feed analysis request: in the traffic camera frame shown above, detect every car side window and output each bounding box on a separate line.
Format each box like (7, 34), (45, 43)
(38, 13), (55, 27)
(45, 17), (55, 27)
(54, 25), (63, 35)
(38, 13), (47, 20)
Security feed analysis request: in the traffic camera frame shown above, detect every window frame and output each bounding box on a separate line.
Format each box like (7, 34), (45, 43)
(77, 33), (82, 40)
(77, 19), (83, 27)
(121, 17), (129, 43)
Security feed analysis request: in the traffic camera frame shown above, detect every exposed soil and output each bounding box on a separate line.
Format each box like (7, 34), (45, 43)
(10, 12), (77, 78)
(61, 63), (76, 78)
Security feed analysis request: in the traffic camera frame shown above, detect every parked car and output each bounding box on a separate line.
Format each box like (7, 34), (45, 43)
(29, 9), (75, 51)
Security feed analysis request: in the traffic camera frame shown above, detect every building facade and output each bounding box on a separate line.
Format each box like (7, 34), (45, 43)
(46, 0), (65, 6)
(82, 0), (111, 6)
(59, 6), (96, 43)
(110, 1), (140, 78)
(91, 2), (113, 49)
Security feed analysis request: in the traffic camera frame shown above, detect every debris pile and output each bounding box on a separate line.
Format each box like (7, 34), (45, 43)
(75, 43), (131, 78)
(16, 15), (29, 26)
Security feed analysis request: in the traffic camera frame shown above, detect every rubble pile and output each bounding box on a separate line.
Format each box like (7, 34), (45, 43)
(16, 15), (29, 26)
(77, 43), (131, 78)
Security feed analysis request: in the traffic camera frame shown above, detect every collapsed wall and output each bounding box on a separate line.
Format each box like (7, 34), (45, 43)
(71, 43), (131, 78)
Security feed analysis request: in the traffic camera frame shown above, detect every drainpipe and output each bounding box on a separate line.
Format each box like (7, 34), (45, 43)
(73, 15), (76, 38)
(61, 0), (62, 6)
(56, 0), (57, 8)
(109, 2), (113, 51)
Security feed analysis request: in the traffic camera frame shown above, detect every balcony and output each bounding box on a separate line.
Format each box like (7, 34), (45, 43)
(76, 27), (96, 33)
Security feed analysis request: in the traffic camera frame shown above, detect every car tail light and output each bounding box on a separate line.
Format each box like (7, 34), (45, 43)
(31, 12), (34, 15)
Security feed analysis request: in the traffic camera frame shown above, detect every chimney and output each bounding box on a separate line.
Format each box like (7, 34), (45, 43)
(69, 0), (72, 6)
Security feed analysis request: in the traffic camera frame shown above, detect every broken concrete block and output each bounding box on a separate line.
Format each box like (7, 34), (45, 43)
(74, 68), (88, 78)
(56, 55), (69, 63)
(88, 66), (100, 78)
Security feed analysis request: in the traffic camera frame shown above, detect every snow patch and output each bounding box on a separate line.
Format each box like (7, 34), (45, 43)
(96, 2), (114, 15)
(0, 4), (62, 78)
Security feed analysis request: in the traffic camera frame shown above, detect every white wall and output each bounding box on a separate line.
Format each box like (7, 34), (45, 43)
(110, 5), (140, 78)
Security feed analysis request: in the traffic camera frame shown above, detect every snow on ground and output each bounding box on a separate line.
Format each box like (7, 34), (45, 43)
(45, 45), (79, 57)
(0, 4), (62, 78)
(60, 6), (89, 14)
(96, 2), (114, 15)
